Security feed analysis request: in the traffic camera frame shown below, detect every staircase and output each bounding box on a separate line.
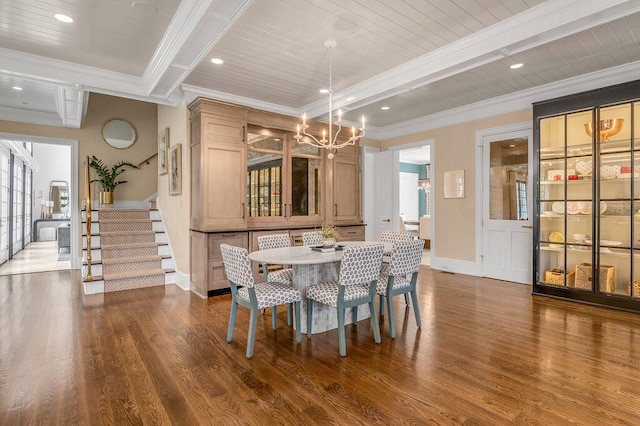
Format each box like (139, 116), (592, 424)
(82, 208), (176, 294)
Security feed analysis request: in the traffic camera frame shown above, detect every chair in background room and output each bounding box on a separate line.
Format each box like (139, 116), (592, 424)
(220, 244), (302, 358)
(301, 231), (323, 246)
(306, 244), (384, 356)
(399, 215), (420, 239)
(379, 230), (414, 244)
(376, 239), (424, 338)
(257, 233), (294, 324)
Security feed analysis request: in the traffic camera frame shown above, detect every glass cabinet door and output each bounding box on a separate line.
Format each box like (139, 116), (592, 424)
(538, 110), (594, 288)
(290, 143), (322, 220)
(247, 129), (284, 219)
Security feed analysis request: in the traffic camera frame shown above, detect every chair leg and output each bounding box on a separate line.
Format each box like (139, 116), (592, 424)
(338, 306), (347, 356)
(379, 294), (384, 316)
(294, 301), (301, 342)
(369, 299), (381, 344)
(387, 292), (396, 339)
(352, 306), (358, 324)
(404, 293), (410, 305)
(306, 299), (313, 337)
(272, 306), (277, 330)
(247, 307), (258, 358)
(410, 290), (422, 328)
(287, 303), (292, 326)
(227, 300), (238, 342)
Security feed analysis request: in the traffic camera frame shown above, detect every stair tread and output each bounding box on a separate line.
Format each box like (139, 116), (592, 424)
(101, 242), (162, 249)
(85, 254), (170, 266)
(103, 268), (170, 280)
(83, 268), (175, 283)
(85, 230), (161, 236)
(82, 242), (168, 250)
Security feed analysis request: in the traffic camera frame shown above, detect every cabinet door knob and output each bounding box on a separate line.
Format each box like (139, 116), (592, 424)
(383, 218), (391, 222)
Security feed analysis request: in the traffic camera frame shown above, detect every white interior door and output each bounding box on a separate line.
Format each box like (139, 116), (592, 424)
(399, 172), (419, 221)
(373, 150), (393, 239)
(481, 126), (533, 284)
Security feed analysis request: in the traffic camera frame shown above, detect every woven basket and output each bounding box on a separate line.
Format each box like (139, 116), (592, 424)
(545, 269), (575, 286)
(574, 263), (615, 292)
(627, 279), (640, 298)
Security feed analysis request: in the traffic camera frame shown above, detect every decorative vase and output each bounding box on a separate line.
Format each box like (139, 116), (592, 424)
(100, 190), (114, 205)
(323, 237), (336, 248)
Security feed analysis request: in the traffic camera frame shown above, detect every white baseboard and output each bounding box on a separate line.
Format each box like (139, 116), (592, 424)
(170, 268), (190, 291)
(430, 256), (479, 277)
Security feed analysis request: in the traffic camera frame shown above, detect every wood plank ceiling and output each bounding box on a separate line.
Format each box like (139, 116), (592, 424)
(1, 0), (640, 136)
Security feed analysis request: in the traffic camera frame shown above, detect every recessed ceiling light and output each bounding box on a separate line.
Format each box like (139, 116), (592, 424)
(346, 96), (355, 101)
(509, 144), (516, 148)
(381, 106), (390, 110)
(54, 13), (73, 23)
(210, 58), (223, 65)
(319, 89), (329, 94)
(12, 86), (23, 91)
(510, 63), (523, 69)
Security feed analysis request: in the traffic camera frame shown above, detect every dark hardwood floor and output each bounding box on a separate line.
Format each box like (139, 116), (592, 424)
(1, 267), (640, 425)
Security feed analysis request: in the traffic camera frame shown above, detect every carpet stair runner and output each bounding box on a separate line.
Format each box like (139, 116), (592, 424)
(83, 208), (174, 293)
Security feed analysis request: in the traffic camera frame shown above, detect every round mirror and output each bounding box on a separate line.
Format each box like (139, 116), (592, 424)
(102, 119), (137, 149)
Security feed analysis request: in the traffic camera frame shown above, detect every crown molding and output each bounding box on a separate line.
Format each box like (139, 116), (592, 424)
(145, 0), (253, 98)
(182, 84), (298, 117)
(302, 0), (640, 119)
(372, 59), (640, 141)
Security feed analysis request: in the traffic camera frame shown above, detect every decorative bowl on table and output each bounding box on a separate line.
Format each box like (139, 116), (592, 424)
(584, 118), (624, 141)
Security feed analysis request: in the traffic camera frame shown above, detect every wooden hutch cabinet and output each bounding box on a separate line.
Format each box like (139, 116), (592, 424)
(533, 79), (640, 312)
(189, 97), (364, 297)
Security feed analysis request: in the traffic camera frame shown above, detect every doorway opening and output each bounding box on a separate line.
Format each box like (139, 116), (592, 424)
(0, 133), (78, 275)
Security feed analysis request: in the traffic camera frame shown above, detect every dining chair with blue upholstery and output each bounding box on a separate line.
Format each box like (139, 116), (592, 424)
(376, 239), (424, 338)
(257, 233), (294, 325)
(301, 231), (323, 246)
(220, 244), (302, 358)
(379, 230), (415, 304)
(306, 243), (384, 356)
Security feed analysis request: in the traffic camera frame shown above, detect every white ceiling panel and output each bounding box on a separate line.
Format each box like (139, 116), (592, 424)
(1, 0), (640, 135)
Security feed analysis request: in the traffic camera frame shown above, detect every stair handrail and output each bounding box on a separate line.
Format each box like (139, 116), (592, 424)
(85, 156), (92, 280)
(138, 152), (158, 168)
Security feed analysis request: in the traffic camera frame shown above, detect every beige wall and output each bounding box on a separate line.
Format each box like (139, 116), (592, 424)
(380, 109), (532, 262)
(157, 104), (190, 273)
(0, 93), (158, 203)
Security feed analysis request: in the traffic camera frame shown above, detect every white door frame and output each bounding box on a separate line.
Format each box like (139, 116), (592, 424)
(474, 122), (533, 280)
(0, 132), (79, 270)
(389, 139), (434, 249)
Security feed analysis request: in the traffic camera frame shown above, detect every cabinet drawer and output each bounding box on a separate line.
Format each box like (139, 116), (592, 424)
(337, 226), (365, 241)
(202, 114), (246, 145)
(208, 262), (230, 291)
(208, 232), (248, 262)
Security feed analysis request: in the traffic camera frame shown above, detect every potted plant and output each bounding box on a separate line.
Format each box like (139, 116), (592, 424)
(321, 224), (339, 248)
(89, 155), (138, 205)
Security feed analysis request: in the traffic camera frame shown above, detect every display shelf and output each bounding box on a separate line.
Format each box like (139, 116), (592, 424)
(534, 79), (640, 312)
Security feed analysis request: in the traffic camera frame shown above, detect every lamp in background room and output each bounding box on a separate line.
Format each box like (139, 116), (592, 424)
(295, 40), (365, 159)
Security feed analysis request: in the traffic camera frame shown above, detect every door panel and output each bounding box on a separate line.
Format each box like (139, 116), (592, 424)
(373, 151), (393, 239)
(482, 128), (533, 284)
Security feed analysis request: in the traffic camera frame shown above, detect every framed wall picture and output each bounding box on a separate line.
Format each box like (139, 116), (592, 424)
(169, 143), (182, 196)
(444, 169), (465, 198)
(158, 128), (169, 175)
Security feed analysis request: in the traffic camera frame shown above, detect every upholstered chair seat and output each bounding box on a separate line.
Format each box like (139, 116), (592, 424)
(220, 244), (301, 358)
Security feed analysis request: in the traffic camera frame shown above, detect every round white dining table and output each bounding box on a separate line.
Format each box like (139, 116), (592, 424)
(248, 241), (391, 334)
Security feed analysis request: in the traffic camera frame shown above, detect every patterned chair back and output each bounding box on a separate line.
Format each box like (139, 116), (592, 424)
(380, 231), (414, 244)
(220, 244), (255, 288)
(339, 244), (384, 287)
(389, 239), (424, 277)
(257, 233), (291, 250)
(301, 231), (323, 246)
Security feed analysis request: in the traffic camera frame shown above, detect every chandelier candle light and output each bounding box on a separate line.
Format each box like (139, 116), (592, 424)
(295, 40), (365, 159)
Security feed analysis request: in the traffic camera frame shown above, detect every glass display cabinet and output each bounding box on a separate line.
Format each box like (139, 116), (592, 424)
(533, 80), (640, 311)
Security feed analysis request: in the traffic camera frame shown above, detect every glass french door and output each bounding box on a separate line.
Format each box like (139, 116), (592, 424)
(12, 156), (24, 256)
(0, 148), (9, 264)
